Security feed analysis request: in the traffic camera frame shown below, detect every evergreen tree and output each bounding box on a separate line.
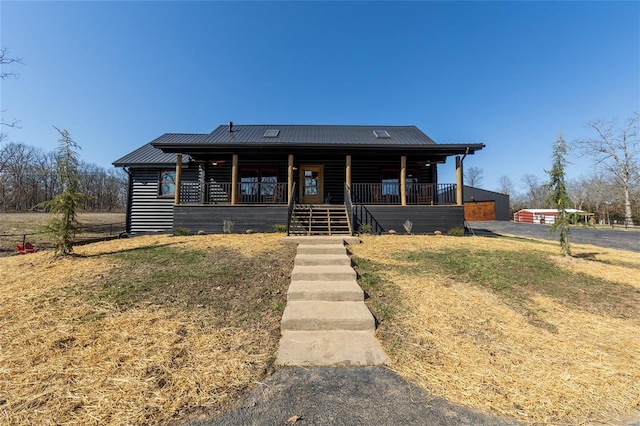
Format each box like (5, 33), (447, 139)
(547, 132), (572, 256)
(44, 127), (83, 255)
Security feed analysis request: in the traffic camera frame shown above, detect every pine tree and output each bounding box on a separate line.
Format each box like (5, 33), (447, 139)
(44, 127), (83, 256)
(547, 132), (572, 256)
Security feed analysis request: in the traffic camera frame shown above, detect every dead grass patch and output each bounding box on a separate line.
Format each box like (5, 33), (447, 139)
(0, 234), (294, 425)
(0, 212), (126, 257)
(350, 235), (640, 424)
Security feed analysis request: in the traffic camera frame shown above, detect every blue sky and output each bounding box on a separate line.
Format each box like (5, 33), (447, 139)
(1, 1), (638, 191)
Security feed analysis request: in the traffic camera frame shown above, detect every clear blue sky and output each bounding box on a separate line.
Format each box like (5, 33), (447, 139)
(2, 1), (638, 191)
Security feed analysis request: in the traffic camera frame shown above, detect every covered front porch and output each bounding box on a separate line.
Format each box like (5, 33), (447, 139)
(171, 150), (466, 208)
(168, 150), (468, 235)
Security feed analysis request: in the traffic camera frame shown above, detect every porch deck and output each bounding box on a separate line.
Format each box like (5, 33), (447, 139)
(178, 182), (458, 206)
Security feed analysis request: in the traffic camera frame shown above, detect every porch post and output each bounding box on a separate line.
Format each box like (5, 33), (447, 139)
(345, 155), (352, 188)
(400, 155), (407, 206)
(231, 154), (238, 205)
(174, 154), (182, 205)
(288, 154), (294, 203)
(456, 156), (463, 205)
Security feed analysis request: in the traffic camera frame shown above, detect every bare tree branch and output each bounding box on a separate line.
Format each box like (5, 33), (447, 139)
(0, 47), (24, 80)
(573, 114), (639, 225)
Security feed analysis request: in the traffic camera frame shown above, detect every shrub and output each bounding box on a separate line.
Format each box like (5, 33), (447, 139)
(174, 227), (192, 236)
(222, 219), (234, 234)
(358, 224), (373, 234)
(447, 227), (464, 236)
(273, 224), (287, 233)
(403, 220), (413, 235)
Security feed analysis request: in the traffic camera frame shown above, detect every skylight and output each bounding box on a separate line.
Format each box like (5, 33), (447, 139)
(263, 129), (280, 138)
(373, 130), (391, 139)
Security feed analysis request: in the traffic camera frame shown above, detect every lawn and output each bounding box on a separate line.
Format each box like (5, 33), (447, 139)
(0, 233), (295, 425)
(1, 232), (639, 425)
(0, 212), (125, 257)
(350, 235), (640, 424)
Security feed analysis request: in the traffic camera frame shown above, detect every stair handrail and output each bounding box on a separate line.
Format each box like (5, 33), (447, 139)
(286, 182), (297, 236)
(347, 183), (385, 235)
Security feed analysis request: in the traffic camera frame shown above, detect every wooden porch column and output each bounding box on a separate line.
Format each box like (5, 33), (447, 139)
(455, 156), (463, 206)
(345, 155), (352, 189)
(288, 154), (294, 203)
(400, 155), (407, 206)
(231, 154), (238, 205)
(174, 154), (182, 205)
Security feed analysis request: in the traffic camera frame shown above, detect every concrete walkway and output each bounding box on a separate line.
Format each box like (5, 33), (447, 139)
(276, 237), (388, 366)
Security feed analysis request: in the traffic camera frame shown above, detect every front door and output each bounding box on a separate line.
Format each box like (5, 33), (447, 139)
(300, 165), (323, 204)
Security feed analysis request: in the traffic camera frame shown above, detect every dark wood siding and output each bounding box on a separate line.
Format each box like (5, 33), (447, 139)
(350, 155), (436, 185)
(174, 205), (288, 233)
(129, 167), (198, 233)
(357, 205), (464, 234)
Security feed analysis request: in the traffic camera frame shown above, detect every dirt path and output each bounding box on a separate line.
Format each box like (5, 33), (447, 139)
(187, 366), (520, 426)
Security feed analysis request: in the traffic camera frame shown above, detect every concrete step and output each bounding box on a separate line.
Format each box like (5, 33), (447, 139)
(281, 300), (374, 331)
(294, 254), (351, 266)
(296, 244), (346, 255)
(287, 280), (364, 302)
(295, 236), (353, 244)
(291, 265), (356, 281)
(276, 330), (388, 366)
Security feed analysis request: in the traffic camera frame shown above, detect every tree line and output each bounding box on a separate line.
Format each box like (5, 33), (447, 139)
(474, 114), (640, 225)
(0, 142), (127, 212)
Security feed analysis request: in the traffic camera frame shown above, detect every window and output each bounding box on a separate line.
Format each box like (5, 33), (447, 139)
(381, 169), (419, 195)
(263, 129), (280, 138)
(406, 171), (419, 193)
(159, 170), (176, 197)
(381, 170), (399, 195)
(240, 169), (278, 195)
(373, 130), (391, 139)
(304, 170), (319, 195)
(240, 169), (259, 195)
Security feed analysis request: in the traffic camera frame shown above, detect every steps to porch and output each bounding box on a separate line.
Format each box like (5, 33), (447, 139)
(276, 237), (388, 366)
(288, 204), (352, 236)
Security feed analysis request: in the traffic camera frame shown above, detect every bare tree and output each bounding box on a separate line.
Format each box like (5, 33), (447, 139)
(0, 141), (126, 212)
(573, 114), (639, 226)
(497, 175), (515, 195)
(466, 166), (484, 187)
(0, 48), (23, 143)
(520, 173), (551, 208)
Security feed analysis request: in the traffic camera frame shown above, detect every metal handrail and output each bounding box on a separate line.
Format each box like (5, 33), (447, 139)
(350, 183), (457, 205)
(180, 182), (288, 204)
(286, 182), (297, 235)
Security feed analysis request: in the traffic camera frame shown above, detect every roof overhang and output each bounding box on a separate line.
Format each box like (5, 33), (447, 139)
(151, 142), (485, 157)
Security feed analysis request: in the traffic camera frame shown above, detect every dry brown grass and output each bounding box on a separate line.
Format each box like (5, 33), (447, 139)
(350, 235), (640, 424)
(0, 233), (294, 425)
(0, 212), (125, 257)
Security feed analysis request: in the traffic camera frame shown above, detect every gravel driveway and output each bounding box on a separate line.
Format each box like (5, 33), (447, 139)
(468, 221), (640, 253)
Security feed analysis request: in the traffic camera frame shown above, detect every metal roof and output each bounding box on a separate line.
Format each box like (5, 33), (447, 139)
(114, 126), (484, 166)
(112, 141), (195, 167)
(199, 125), (438, 146)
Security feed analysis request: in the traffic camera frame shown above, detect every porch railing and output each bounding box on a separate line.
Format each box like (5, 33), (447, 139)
(346, 183), (384, 234)
(350, 183), (457, 205)
(179, 182), (288, 204)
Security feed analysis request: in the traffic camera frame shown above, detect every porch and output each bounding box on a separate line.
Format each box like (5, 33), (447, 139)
(177, 181), (458, 206)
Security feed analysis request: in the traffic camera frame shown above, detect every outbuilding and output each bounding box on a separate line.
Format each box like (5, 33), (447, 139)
(514, 208), (590, 225)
